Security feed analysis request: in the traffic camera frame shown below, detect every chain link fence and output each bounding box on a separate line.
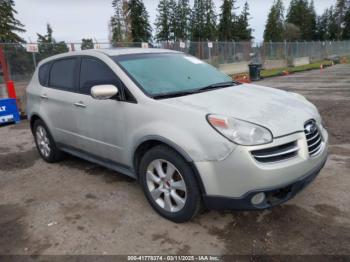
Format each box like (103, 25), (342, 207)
(1, 40), (350, 81)
(0, 40), (350, 101)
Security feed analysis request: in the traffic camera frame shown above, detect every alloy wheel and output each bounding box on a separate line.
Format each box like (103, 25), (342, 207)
(146, 159), (187, 213)
(36, 126), (51, 158)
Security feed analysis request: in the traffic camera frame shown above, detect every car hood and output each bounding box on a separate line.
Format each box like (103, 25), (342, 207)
(163, 83), (319, 137)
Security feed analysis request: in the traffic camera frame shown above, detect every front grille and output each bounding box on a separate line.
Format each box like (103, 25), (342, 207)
(304, 120), (323, 156)
(251, 141), (299, 163)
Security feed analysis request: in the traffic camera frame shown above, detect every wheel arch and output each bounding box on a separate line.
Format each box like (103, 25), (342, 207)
(29, 114), (43, 133)
(132, 136), (207, 195)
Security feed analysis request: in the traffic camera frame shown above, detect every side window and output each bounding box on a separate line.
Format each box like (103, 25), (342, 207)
(49, 58), (78, 91)
(79, 58), (120, 95)
(38, 62), (51, 86)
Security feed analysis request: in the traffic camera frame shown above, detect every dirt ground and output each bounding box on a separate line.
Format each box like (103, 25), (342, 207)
(0, 64), (350, 256)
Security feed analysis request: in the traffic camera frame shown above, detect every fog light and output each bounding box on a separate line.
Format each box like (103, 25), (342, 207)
(251, 192), (266, 205)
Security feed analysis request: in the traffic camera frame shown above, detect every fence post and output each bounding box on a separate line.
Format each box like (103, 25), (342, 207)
(284, 40), (287, 60)
(32, 53), (37, 69)
(296, 41), (299, 58)
(233, 41), (236, 62)
(208, 41), (211, 62)
(270, 40), (273, 59)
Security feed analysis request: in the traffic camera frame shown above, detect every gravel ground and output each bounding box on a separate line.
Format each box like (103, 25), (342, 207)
(0, 64), (350, 256)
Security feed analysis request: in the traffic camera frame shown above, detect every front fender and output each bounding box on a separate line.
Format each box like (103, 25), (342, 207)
(126, 120), (236, 166)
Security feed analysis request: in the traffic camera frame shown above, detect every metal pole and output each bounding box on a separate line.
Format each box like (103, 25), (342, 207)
(284, 40), (287, 60)
(208, 42), (211, 62)
(32, 53), (37, 68)
(233, 41), (236, 62)
(270, 40), (273, 59)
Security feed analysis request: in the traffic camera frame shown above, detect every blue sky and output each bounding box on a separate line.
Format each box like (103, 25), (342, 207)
(15, 0), (335, 43)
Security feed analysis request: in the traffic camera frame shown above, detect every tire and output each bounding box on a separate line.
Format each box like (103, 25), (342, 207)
(33, 119), (64, 163)
(139, 145), (202, 223)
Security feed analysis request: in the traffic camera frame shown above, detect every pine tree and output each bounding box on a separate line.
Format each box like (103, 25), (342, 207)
(264, 0), (285, 42)
(168, 0), (178, 40)
(0, 0), (25, 43)
(174, 0), (191, 41)
(308, 0), (317, 40)
(155, 0), (171, 41)
(218, 0), (235, 41)
(335, 0), (348, 39)
(343, 7), (350, 39)
(236, 1), (252, 40)
(37, 24), (69, 60)
(127, 0), (152, 42)
(190, 0), (206, 41)
(190, 0), (216, 41)
(81, 38), (94, 50)
(286, 0), (315, 40)
(328, 6), (338, 40)
(110, 0), (127, 43)
(316, 9), (330, 40)
(204, 0), (217, 40)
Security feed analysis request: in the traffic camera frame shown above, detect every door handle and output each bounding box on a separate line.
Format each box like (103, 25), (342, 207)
(74, 102), (86, 108)
(40, 94), (49, 99)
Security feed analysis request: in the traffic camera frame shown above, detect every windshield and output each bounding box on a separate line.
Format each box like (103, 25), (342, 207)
(113, 53), (233, 97)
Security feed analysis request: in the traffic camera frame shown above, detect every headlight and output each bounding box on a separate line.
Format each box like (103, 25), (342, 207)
(207, 114), (273, 146)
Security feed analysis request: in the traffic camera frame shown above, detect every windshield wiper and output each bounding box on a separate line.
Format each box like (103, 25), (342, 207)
(152, 81), (239, 99)
(196, 81), (238, 92)
(152, 90), (199, 99)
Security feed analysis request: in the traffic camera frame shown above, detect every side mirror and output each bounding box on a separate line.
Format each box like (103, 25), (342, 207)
(91, 85), (119, 100)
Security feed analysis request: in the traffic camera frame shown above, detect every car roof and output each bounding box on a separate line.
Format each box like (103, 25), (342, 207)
(38, 48), (180, 65)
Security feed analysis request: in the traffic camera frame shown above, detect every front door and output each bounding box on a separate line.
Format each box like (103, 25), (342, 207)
(73, 57), (126, 164)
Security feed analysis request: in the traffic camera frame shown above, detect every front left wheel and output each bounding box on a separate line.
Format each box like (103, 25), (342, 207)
(139, 145), (202, 223)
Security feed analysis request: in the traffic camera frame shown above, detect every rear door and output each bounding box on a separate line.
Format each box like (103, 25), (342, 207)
(40, 57), (82, 148)
(73, 56), (126, 163)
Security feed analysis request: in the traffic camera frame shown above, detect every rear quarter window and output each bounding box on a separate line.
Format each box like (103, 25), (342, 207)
(38, 63), (51, 86)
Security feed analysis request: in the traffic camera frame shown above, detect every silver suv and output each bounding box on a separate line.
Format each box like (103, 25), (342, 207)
(27, 49), (328, 222)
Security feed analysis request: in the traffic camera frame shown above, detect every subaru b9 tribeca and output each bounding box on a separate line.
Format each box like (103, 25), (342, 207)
(27, 49), (328, 222)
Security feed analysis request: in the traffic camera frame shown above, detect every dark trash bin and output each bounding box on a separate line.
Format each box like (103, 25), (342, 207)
(249, 63), (262, 81)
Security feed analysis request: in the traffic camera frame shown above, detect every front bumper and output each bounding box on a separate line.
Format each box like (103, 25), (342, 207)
(203, 153), (327, 210)
(195, 127), (328, 208)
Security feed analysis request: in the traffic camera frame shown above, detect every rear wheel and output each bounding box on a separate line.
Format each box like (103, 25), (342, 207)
(33, 119), (64, 163)
(139, 145), (201, 223)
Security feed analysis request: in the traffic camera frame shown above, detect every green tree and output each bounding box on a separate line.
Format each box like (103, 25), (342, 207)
(127, 0), (152, 42)
(190, 0), (216, 41)
(335, 0), (348, 39)
(264, 0), (285, 42)
(190, 0), (206, 41)
(308, 0), (317, 40)
(218, 0), (236, 41)
(168, 0), (178, 40)
(343, 7), (350, 39)
(286, 0), (314, 40)
(0, 0), (25, 43)
(110, 0), (127, 43)
(155, 0), (171, 41)
(81, 38), (94, 50)
(204, 0), (217, 40)
(174, 0), (191, 41)
(37, 24), (69, 61)
(327, 6), (338, 40)
(236, 1), (252, 40)
(316, 9), (330, 40)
